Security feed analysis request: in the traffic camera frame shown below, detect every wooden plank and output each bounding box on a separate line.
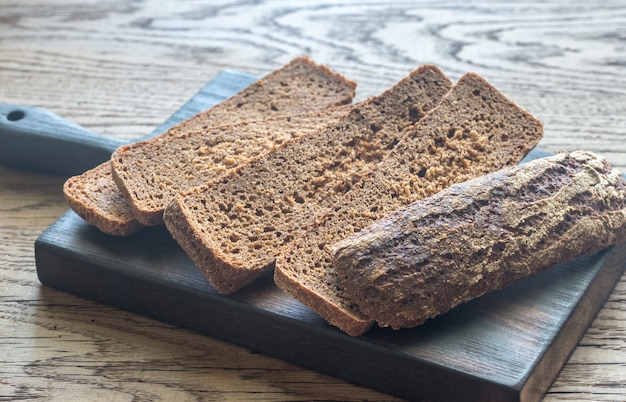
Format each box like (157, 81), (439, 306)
(34, 72), (626, 402)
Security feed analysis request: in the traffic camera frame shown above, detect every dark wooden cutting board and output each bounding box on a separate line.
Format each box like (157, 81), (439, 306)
(34, 71), (626, 402)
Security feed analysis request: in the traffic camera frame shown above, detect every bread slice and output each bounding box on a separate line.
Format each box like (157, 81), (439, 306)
(63, 56), (357, 236)
(63, 163), (144, 236)
(163, 65), (453, 294)
(332, 151), (626, 330)
(111, 106), (351, 226)
(274, 72), (544, 336)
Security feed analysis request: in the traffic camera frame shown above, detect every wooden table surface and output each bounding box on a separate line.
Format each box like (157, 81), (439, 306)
(2, 1), (626, 400)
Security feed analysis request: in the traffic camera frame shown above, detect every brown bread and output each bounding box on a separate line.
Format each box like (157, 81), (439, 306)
(111, 107), (351, 226)
(274, 72), (544, 336)
(332, 151), (626, 330)
(163, 65), (453, 294)
(63, 163), (144, 236)
(63, 56), (357, 236)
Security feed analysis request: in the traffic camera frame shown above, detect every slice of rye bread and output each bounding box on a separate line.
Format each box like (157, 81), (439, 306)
(63, 56), (357, 236)
(111, 106), (351, 226)
(163, 65), (453, 294)
(331, 151), (626, 330)
(273, 72), (544, 336)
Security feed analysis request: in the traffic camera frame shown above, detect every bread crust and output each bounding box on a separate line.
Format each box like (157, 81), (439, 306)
(332, 151), (626, 330)
(63, 163), (143, 236)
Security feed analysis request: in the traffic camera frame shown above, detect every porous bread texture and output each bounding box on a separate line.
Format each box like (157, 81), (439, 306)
(111, 106), (351, 226)
(163, 65), (453, 294)
(63, 163), (143, 236)
(165, 57), (357, 134)
(332, 151), (626, 330)
(63, 56), (357, 236)
(274, 72), (544, 336)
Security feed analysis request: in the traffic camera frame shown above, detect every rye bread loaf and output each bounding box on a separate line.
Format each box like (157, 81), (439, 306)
(274, 72), (544, 336)
(332, 150), (626, 330)
(63, 56), (357, 236)
(111, 106), (351, 226)
(163, 65), (453, 294)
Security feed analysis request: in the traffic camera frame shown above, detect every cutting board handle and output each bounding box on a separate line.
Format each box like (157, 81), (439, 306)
(0, 104), (123, 177)
(0, 71), (258, 177)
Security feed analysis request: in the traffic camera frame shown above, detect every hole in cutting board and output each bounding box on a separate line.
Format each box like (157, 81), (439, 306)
(7, 110), (25, 121)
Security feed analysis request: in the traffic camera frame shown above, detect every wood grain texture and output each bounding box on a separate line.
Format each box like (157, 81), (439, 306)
(1, 0), (626, 401)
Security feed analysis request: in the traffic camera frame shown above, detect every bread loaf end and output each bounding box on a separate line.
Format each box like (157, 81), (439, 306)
(333, 151), (626, 330)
